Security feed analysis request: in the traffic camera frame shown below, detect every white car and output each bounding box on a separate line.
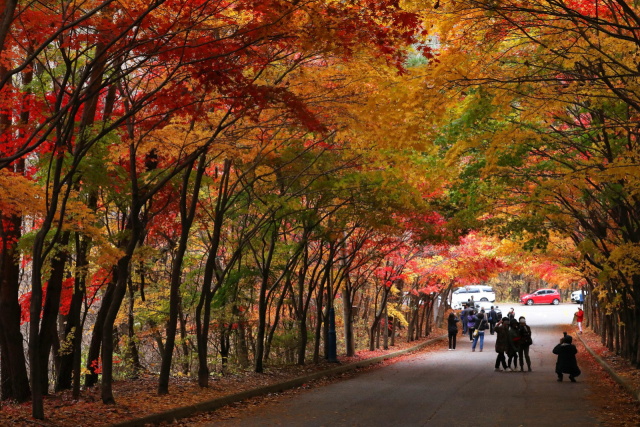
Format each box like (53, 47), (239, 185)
(571, 290), (586, 303)
(451, 285), (496, 309)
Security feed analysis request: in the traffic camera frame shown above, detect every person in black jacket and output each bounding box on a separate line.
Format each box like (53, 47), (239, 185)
(488, 306), (498, 335)
(460, 305), (469, 335)
(494, 317), (510, 371)
(447, 312), (459, 350)
(518, 316), (533, 371)
(507, 319), (520, 369)
(553, 335), (581, 382)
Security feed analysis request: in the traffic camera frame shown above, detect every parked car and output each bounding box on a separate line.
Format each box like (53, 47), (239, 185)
(451, 285), (496, 309)
(571, 290), (587, 303)
(520, 289), (561, 305)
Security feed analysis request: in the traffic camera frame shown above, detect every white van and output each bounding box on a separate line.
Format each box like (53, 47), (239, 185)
(451, 285), (496, 309)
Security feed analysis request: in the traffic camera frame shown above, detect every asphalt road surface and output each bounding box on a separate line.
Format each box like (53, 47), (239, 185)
(212, 303), (597, 427)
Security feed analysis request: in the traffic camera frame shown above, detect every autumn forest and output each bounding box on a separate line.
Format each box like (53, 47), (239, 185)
(0, 0), (639, 423)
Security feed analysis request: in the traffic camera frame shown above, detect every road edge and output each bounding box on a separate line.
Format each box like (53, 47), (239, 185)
(109, 334), (447, 427)
(575, 331), (640, 402)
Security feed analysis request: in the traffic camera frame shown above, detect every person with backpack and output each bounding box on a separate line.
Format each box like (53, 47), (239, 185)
(467, 309), (478, 342)
(553, 335), (581, 382)
(488, 306), (498, 335)
(447, 312), (459, 350)
(472, 312), (488, 352)
(518, 316), (533, 371)
(507, 319), (521, 370)
(494, 317), (510, 371)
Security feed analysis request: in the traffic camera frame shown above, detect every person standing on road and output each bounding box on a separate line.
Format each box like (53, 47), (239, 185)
(472, 312), (488, 352)
(461, 305), (469, 335)
(553, 335), (581, 382)
(508, 308), (516, 321)
(507, 319), (521, 370)
(494, 317), (509, 371)
(575, 307), (584, 334)
(467, 310), (478, 342)
(488, 306), (498, 335)
(517, 316), (533, 371)
(448, 312), (459, 350)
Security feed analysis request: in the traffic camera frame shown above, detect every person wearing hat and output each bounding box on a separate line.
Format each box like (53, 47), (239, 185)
(553, 335), (581, 382)
(518, 316), (533, 371)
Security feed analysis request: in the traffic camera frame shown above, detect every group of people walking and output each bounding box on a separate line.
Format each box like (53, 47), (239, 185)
(447, 304), (501, 353)
(494, 316), (532, 372)
(446, 303), (582, 381)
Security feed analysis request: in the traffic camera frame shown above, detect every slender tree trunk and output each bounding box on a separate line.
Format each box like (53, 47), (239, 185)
(237, 321), (250, 368)
(614, 310), (620, 354)
(179, 304), (190, 376)
(264, 284), (287, 361)
(313, 287), (324, 364)
(127, 278), (142, 375)
(0, 209), (30, 402)
(323, 295), (330, 358)
(406, 301), (414, 343)
(297, 315), (308, 365)
(85, 272), (117, 387)
(195, 159), (231, 387)
(390, 317), (397, 347)
(102, 248), (137, 404)
(57, 236), (86, 391)
(159, 156), (205, 394)
(383, 304), (389, 350)
(0, 327), (11, 401)
(38, 231), (71, 395)
(342, 286), (355, 356)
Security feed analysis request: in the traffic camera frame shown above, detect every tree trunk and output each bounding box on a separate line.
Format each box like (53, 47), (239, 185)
(383, 304), (389, 350)
(102, 250), (137, 404)
(38, 231), (71, 395)
(254, 227), (278, 373)
(85, 272), (117, 387)
(0, 65), (31, 403)
(264, 284), (287, 362)
(406, 301), (414, 343)
(342, 286), (355, 357)
(159, 156), (205, 395)
(313, 290), (324, 364)
(179, 304), (190, 376)
(237, 322), (250, 368)
(195, 159), (231, 387)
(390, 317), (398, 347)
(0, 209), (30, 402)
(127, 278), (142, 375)
(220, 326), (230, 372)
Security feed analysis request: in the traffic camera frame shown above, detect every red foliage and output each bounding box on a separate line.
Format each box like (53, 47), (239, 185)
(19, 277), (74, 325)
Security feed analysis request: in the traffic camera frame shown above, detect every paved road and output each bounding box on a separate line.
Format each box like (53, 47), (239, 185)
(213, 304), (598, 427)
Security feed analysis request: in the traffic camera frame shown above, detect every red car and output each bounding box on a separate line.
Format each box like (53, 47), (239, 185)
(521, 289), (561, 305)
